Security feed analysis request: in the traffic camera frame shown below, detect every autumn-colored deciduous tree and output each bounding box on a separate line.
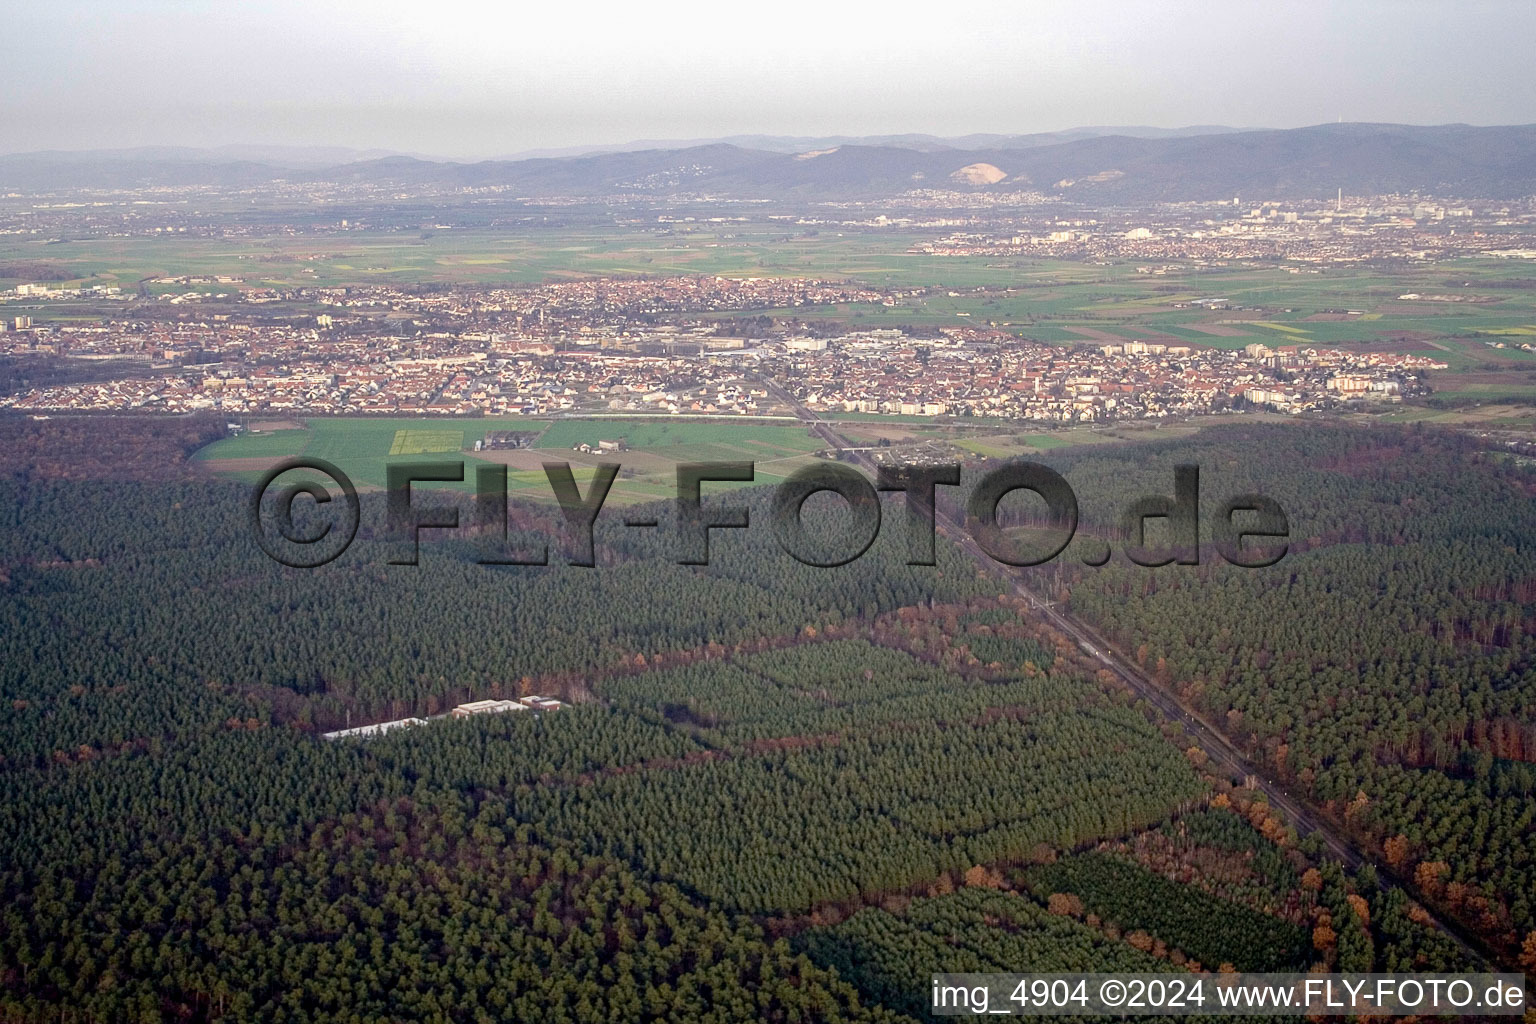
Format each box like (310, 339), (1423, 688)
(1258, 816), (1290, 845)
(1519, 930), (1536, 973)
(964, 865), (1003, 889)
(1046, 892), (1084, 917)
(1244, 801), (1271, 830)
(1414, 860), (1449, 897)
(1383, 834), (1411, 868)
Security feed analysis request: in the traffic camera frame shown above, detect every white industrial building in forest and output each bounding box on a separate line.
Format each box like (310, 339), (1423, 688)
(451, 696), (566, 716)
(321, 718), (427, 741)
(322, 695), (565, 741)
(450, 699), (529, 718)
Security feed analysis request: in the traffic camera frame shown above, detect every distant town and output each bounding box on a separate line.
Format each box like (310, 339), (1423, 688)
(0, 266), (1452, 423)
(7, 171), (1536, 427)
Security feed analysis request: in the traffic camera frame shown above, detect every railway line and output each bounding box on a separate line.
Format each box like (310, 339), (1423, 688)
(762, 378), (1499, 969)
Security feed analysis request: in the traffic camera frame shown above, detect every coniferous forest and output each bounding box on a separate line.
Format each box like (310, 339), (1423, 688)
(1030, 423), (1536, 968)
(0, 419), (1531, 1021)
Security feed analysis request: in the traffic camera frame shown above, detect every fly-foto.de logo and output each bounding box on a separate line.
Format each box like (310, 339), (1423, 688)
(249, 459), (1288, 571)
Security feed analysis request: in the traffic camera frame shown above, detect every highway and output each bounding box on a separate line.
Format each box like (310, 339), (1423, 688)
(765, 380), (1498, 967)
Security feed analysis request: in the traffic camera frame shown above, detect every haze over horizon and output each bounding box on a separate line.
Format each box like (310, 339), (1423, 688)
(4, 0), (1533, 161)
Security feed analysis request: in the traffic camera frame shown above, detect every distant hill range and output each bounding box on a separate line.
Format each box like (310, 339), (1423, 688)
(486, 125), (1254, 160)
(4, 123), (1535, 201)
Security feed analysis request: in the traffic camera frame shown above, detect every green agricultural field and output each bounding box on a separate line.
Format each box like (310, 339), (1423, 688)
(1, 224), (1530, 306)
(532, 417), (829, 501)
(388, 429), (465, 456)
(194, 428), (310, 460)
(196, 415), (835, 504)
(1366, 402), (1536, 426)
(950, 432), (1082, 458)
(195, 417), (545, 491)
(0, 227), (1086, 291)
(537, 418), (821, 455)
(9, 226), (1536, 346)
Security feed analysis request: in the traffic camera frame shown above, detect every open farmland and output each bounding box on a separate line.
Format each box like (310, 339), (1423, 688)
(195, 414), (840, 501)
(197, 417), (524, 490)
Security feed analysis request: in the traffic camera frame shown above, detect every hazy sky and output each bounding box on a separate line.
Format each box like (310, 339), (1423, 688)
(5, 0), (1533, 159)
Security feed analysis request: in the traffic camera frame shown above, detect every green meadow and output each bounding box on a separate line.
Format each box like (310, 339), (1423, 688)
(538, 419), (823, 459)
(196, 417), (538, 490)
(196, 415), (835, 503)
